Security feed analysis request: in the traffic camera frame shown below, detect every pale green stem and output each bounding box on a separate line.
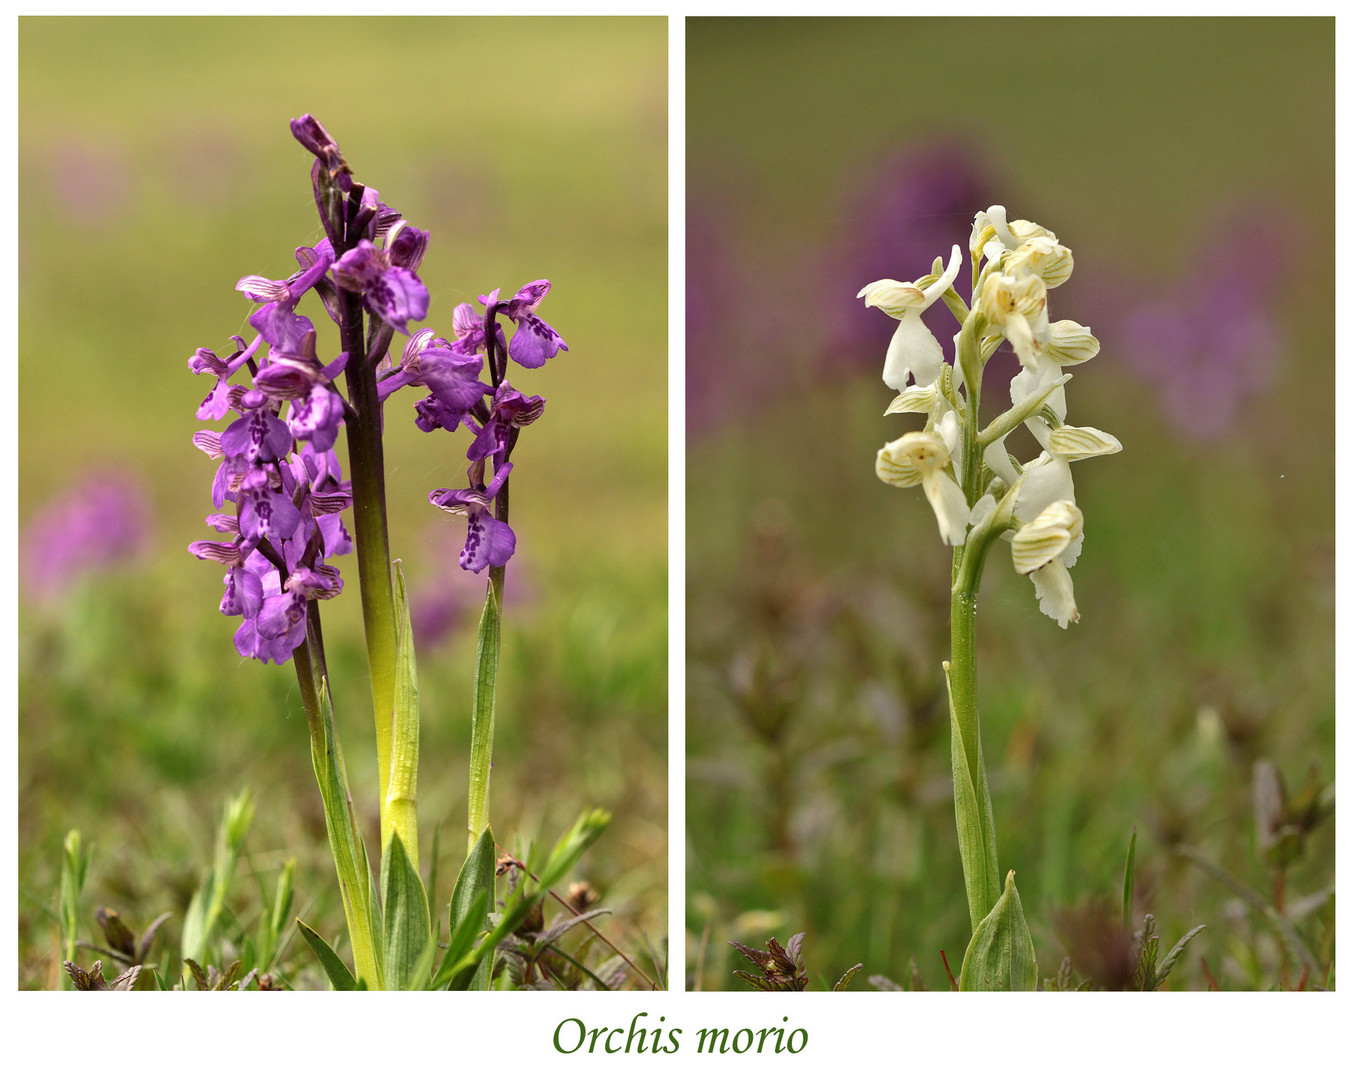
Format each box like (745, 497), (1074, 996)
(948, 311), (1003, 933)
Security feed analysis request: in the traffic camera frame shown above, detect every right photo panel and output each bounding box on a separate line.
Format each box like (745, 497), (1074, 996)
(686, 18), (1333, 991)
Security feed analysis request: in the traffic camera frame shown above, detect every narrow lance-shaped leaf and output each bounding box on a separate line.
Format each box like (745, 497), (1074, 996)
(1154, 924), (1207, 987)
(381, 831), (432, 991)
(944, 662), (1001, 933)
(467, 581), (502, 855)
(309, 675), (384, 988)
(58, 830), (92, 986)
(296, 919), (357, 991)
(430, 890), (491, 991)
(383, 562), (420, 860)
(442, 825), (497, 991)
(182, 789), (254, 966)
(438, 809), (612, 986)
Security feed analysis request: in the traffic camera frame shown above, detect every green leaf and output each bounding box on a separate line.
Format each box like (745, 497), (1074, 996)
(446, 826), (496, 992)
(426, 822), (441, 917)
(380, 832), (432, 991)
(943, 664), (1001, 933)
(833, 963), (864, 991)
(959, 869), (1038, 991)
(308, 676), (384, 989)
(1122, 827), (1137, 930)
(467, 579), (503, 853)
(383, 562), (420, 860)
(181, 789), (255, 967)
(431, 889), (491, 990)
(296, 919), (357, 991)
(978, 373), (1073, 447)
(180, 871), (212, 967)
(436, 810), (612, 989)
(1155, 924), (1207, 987)
(534, 808), (612, 897)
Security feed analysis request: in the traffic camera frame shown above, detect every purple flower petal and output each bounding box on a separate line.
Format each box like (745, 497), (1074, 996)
(507, 313), (567, 369)
(249, 305), (316, 353)
(220, 566), (263, 617)
(239, 486), (302, 543)
(221, 410), (293, 464)
(332, 240), (383, 292)
(388, 225), (429, 272)
(366, 266), (429, 334)
(506, 279), (550, 319)
(459, 509), (516, 573)
(287, 383), (345, 451)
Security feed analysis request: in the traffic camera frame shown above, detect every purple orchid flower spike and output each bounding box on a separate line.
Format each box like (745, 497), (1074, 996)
(428, 462), (516, 573)
(504, 279), (568, 369)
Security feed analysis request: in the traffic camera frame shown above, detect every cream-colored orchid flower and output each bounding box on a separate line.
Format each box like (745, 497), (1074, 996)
(858, 245), (963, 391)
(1011, 499), (1083, 628)
(875, 430), (970, 545)
(970, 205), (1074, 287)
(978, 266), (1050, 371)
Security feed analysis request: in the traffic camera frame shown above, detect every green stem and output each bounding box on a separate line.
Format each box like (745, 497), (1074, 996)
(467, 305), (511, 856)
(294, 624), (383, 989)
(948, 549), (1001, 933)
(947, 310), (1002, 933)
(339, 287), (399, 846)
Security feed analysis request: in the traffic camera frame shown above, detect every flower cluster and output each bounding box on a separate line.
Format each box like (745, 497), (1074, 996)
(862, 205), (1121, 627)
(187, 327), (355, 663)
(379, 279), (564, 574)
(189, 116), (564, 663)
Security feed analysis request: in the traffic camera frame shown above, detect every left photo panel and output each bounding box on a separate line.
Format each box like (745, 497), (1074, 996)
(18, 16), (668, 991)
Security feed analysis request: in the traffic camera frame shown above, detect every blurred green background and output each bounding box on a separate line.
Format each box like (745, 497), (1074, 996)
(18, 17), (667, 989)
(686, 18), (1333, 990)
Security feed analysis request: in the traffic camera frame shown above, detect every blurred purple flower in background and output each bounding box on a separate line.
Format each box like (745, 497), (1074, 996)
(824, 143), (996, 370)
(1115, 201), (1292, 441)
(685, 195), (753, 435)
(687, 139), (1298, 448)
(21, 471), (152, 602)
(687, 144), (997, 437)
(49, 140), (133, 226)
(409, 526), (537, 650)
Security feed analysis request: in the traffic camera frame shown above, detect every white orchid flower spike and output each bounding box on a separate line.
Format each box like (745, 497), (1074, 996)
(858, 245), (963, 391)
